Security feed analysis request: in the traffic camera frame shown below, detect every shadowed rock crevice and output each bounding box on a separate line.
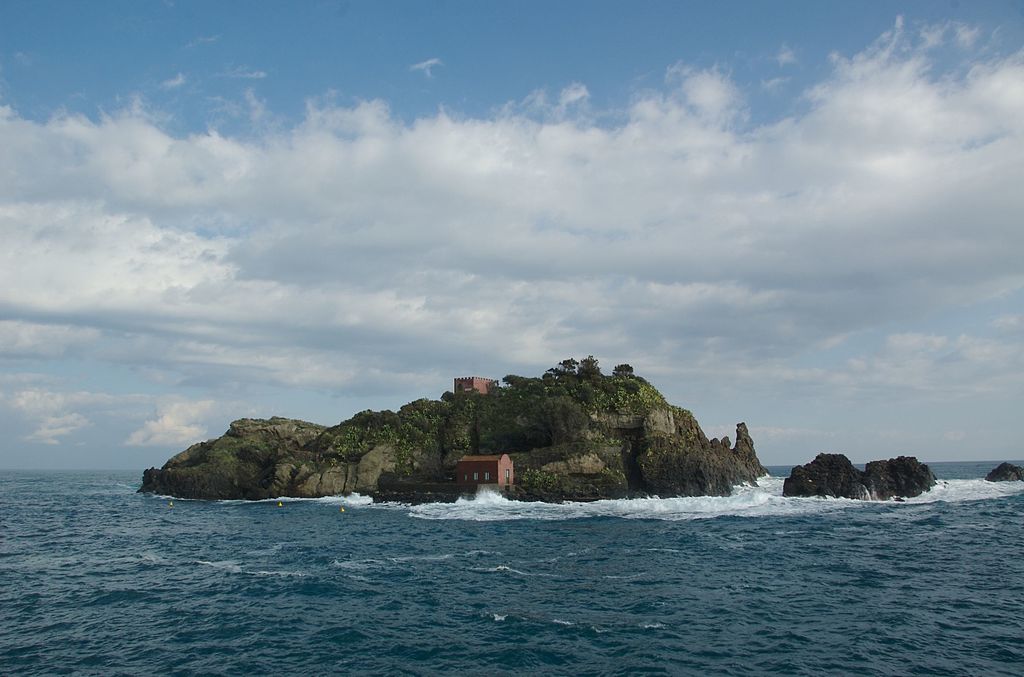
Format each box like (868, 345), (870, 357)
(618, 430), (648, 493)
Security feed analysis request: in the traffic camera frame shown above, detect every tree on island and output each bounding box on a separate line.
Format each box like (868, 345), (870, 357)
(578, 355), (602, 382)
(612, 363), (634, 378)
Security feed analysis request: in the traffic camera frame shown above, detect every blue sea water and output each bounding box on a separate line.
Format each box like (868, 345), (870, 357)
(2, 462), (1024, 676)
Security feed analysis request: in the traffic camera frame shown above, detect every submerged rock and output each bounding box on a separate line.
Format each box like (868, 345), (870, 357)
(783, 453), (935, 500)
(985, 462), (1024, 482)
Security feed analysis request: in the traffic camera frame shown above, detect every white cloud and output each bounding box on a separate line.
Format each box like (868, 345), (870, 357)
(558, 82), (589, 108)
(776, 44), (797, 67)
(920, 21), (983, 50)
(410, 57), (443, 78)
(243, 88), (266, 124)
(0, 387), (125, 445)
(0, 379), (222, 450)
(0, 372), (58, 387)
(5, 388), (118, 419)
(26, 412), (91, 444)
(920, 24), (947, 49)
(704, 424), (831, 443)
(667, 63), (744, 121)
(761, 76), (790, 92)
(0, 20), (1020, 411)
(125, 399), (216, 446)
(221, 66), (267, 79)
(0, 321), (100, 358)
(161, 72), (187, 89)
(186, 34), (220, 48)
(993, 314), (1024, 331)
(954, 24), (981, 48)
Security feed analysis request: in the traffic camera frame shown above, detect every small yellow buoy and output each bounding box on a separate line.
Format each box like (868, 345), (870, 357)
(168, 501), (174, 508)
(339, 506), (345, 513)
(277, 501), (283, 507)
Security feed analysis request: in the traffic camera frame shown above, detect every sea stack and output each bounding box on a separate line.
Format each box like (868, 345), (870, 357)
(985, 462), (1024, 482)
(783, 453), (936, 500)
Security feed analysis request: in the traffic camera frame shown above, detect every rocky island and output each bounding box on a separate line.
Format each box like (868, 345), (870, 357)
(782, 453), (936, 500)
(139, 357), (767, 502)
(985, 462), (1024, 482)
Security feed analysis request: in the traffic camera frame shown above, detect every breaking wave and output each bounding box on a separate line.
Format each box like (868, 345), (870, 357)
(402, 476), (1024, 522)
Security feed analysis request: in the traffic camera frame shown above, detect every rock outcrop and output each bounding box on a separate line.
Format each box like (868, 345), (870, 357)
(862, 457), (937, 500)
(782, 453), (869, 499)
(782, 453), (936, 500)
(985, 462), (1024, 482)
(138, 417), (401, 500)
(140, 357), (768, 502)
(634, 420), (766, 498)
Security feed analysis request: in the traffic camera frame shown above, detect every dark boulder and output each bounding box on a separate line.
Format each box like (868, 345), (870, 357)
(863, 456), (936, 500)
(783, 453), (935, 500)
(782, 453), (868, 499)
(985, 462), (1024, 482)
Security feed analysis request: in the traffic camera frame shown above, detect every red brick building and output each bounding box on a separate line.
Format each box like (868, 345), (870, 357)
(456, 454), (514, 490)
(453, 376), (497, 395)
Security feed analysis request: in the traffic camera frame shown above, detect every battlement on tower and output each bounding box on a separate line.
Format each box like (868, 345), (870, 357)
(453, 376), (497, 395)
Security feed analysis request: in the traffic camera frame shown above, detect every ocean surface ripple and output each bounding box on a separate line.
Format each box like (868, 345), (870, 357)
(2, 461), (1023, 676)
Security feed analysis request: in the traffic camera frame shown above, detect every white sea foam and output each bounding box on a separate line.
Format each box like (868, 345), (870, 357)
(195, 559), (243, 573)
(160, 475), (1024, 520)
(251, 569), (307, 578)
(903, 478), (1024, 504)
(332, 550), (498, 572)
(492, 613), (507, 622)
(312, 493), (375, 507)
(387, 553), (454, 563)
(399, 475), (1024, 522)
(180, 492), (375, 506)
(468, 564), (551, 577)
(195, 553), (307, 577)
(331, 558), (388, 571)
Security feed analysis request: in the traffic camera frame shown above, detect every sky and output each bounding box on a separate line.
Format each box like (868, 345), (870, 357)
(1, 0), (1023, 470)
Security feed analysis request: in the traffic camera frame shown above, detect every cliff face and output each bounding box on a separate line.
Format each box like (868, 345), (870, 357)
(636, 419), (766, 498)
(139, 358), (767, 501)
